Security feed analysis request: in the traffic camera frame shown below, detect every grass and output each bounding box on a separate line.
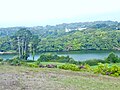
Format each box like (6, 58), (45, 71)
(27, 61), (65, 67)
(0, 65), (120, 90)
(109, 63), (120, 66)
(91, 63), (120, 68)
(40, 62), (65, 66)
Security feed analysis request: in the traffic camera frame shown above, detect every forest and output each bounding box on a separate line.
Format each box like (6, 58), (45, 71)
(0, 20), (120, 59)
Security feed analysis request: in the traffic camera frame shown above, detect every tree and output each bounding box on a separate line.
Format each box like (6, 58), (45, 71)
(106, 52), (119, 63)
(30, 35), (39, 61)
(14, 28), (32, 60)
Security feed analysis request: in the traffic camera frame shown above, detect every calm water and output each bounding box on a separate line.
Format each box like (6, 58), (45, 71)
(0, 50), (120, 61)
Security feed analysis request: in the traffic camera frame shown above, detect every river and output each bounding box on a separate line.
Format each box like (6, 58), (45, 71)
(0, 50), (120, 61)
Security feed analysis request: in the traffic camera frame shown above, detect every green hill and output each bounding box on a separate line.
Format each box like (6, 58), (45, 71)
(0, 21), (120, 52)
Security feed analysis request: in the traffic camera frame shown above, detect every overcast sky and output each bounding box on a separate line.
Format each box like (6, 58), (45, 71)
(0, 0), (120, 27)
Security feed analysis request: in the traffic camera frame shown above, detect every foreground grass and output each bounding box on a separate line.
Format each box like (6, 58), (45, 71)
(0, 65), (120, 90)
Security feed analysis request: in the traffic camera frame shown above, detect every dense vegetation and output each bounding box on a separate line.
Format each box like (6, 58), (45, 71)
(1, 52), (120, 77)
(39, 29), (120, 51)
(0, 21), (120, 55)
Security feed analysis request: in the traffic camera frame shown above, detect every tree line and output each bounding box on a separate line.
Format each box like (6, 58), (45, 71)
(0, 21), (120, 60)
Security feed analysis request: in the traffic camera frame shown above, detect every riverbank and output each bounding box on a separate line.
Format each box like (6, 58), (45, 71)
(0, 65), (120, 90)
(0, 52), (16, 55)
(1, 50), (120, 61)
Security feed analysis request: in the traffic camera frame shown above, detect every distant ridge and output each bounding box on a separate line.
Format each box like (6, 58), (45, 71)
(0, 20), (119, 37)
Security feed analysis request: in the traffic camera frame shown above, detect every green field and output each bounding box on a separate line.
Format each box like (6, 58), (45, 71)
(0, 65), (120, 90)
(27, 61), (65, 67)
(40, 62), (65, 66)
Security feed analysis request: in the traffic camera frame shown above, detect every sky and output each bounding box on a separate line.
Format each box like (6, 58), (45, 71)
(0, 0), (120, 27)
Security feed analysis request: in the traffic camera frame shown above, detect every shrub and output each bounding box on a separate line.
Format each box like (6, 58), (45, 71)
(37, 53), (76, 64)
(36, 60), (41, 65)
(6, 56), (28, 66)
(105, 52), (120, 63)
(57, 56), (75, 63)
(27, 63), (39, 68)
(79, 64), (92, 72)
(81, 59), (106, 66)
(110, 65), (120, 77)
(39, 64), (45, 68)
(12, 56), (19, 60)
(37, 53), (55, 62)
(68, 58), (78, 64)
(59, 64), (92, 72)
(0, 58), (3, 62)
(94, 63), (120, 77)
(38, 64), (57, 68)
(59, 64), (80, 71)
(20, 61), (27, 66)
(94, 63), (110, 75)
(7, 58), (21, 66)
(6, 56), (21, 66)
(46, 64), (57, 68)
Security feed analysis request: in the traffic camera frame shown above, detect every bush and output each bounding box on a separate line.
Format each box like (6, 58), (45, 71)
(37, 53), (55, 62)
(0, 58), (3, 62)
(12, 56), (19, 60)
(6, 56), (27, 66)
(81, 59), (106, 66)
(59, 64), (92, 72)
(38, 64), (57, 68)
(68, 58), (78, 64)
(7, 57), (21, 66)
(27, 63), (39, 68)
(105, 52), (120, 63)
(110, 65), (120, 77)
(59, 64), (80, 71)
(37, 53), (76, 64)
(7, 56), (20, 65)
(39, 64), (45, 68)
(46, 64), (57, 68)
(94, 63), (120, 77)
(57, 56), (75, 63)
(36, 60), (41, 65)
(94, 63), (109, 75)
(79, 64), (92, 72)
(20, 61), (27, 66)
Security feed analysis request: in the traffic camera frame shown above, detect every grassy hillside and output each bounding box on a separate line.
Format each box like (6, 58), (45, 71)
(0, 65), (120, 90)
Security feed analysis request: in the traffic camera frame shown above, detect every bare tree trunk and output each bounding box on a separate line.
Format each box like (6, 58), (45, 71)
(24, 40), (27, 60)
(22, 39), (24, 59)
(32, 47), (35, 61)
(17, 36), (21, 59)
